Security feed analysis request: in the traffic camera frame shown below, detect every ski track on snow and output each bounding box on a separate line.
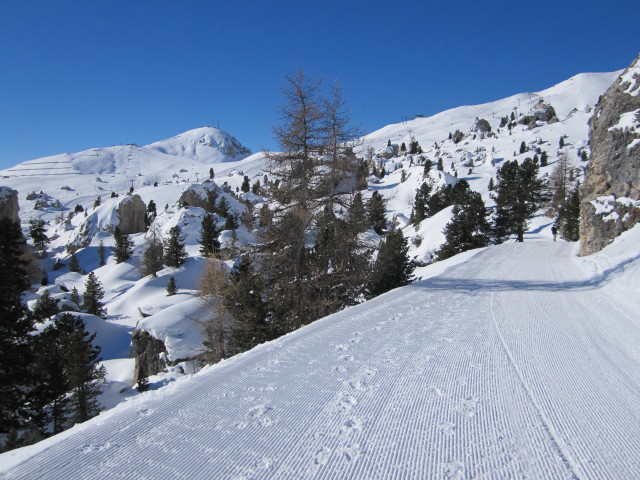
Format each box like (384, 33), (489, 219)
(3, 242), (640, 479)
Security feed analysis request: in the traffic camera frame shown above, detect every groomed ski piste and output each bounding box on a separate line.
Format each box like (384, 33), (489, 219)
(2, 226), (639, 479)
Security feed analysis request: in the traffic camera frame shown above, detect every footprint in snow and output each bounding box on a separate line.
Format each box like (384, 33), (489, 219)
(342, 355), (355, 362)
(340, 395), (357, 410)
(443, 461), (464, 479)
(333, 365), (347, 373)
(334, 344), (349, 352)
(438, 421), (456, 436)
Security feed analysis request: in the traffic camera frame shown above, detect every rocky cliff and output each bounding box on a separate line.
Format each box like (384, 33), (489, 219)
(0, 186), (20, 222)
(580, 54), (640, 256)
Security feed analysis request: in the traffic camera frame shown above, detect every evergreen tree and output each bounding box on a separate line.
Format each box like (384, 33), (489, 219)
(540, 151), (548, 167)
(519, 141), (527, 154)
(548, 152), (573, 215)
(488, 177), (495, 191)
(113, 227), (133, 263)
(55, 313), (105, 425)
(209, 167), (214, 179)
(29, 218), (49, 255)
(29, 324), (69, 435)
(70, 287), (81, 307)
(0, 219), (34, 434)
(251, 180), (261, 195)
(436, 192), (491, 260)
(217, 197), (230, 218)
(227, 256), (270, 353)
(93, 196), (101, 209)
(241, 176), (251, 193)
(559, 136), (565, 148)
(413, 182), (432, 224)
(400, 142), (407, 153)
(141, 226), (164, 277)
(166, 276), (177, 296)
(437, 158), (444, 171)
(32, 290), (59, 322)
(199, 213), (221, 257)
(492, 159), (550, 242)
(366, 191), (387, 235)
(347, 191), (366, 234)
(557, 183), (580, 241)
(68, 252), (80, 273)
(97, 240), (106, 267)
(146, 200), (157, 222)
(82, 272), (106, 318)
(164, 226), (188, 268)
(423, 159), (433, 176)
(367, 228), (415, 297)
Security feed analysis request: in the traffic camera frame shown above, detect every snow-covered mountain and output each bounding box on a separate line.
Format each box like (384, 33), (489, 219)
(0, 126), (251, 178)
(2, 68), (639, 477)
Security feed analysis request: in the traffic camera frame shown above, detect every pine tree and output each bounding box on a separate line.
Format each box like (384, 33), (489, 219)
(209, 167), (214, 179)
(367, 228), (415, 297)
(70, 287), (81, 308)
(141, 226), (164, 277)
(82, 272), (106, 317)
(540, 151), (548, 166)
(146, 200), (157, 222)
(29, 218), (49, 255)
(32, 290), (59, 322)
(29, 324), (69, 435)
(437, 192), (491, 260)
(557, 183), (580, 241)
(488, 177), (495, 191)
(166, 275), (177, 296)
(413, 182), (432, 224)
(437, 158), (444, 171)
(492, 159), (550, 242)
(97, 240), (106, 267)
(227, 256), (269, 354)
(217, 197), (230, 218)
(56, 313), (105, 425)
(164, 225), (188, 268)
(68, 252), (80, 273)
(347, 191), (366, 234)
(93, 196), (101, 209)
(113, 227), (133, 263)
(367, 191), (387, 235)
(559, 136), (565, 148)
(199, 213), (221, 257)
(423, 159), (433, 176)
(0, 218), (35, 434)
(241, 176), (250, 193)
(519, 141), (527, 154)
(548, 152), (573, 215)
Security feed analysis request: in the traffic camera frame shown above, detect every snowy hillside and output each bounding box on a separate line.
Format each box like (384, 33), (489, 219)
(1, 67), (636, 476)
(2, 225), (639, 478)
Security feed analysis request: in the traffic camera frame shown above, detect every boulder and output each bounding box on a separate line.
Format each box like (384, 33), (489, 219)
(0, 186), (20, 222)
(116, 194), (147, 234)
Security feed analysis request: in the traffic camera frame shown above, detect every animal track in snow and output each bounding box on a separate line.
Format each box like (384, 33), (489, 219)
(334, 344), (349, 352)
(456, 395), (479, 418)
(443, 461), (464, 479)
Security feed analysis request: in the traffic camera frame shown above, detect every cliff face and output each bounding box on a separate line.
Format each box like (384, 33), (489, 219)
(580, 54), (640, 256)
(116, 194), (147, 234)
(0, 186), (20, 222)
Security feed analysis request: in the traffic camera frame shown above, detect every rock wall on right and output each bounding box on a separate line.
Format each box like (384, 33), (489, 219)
(580, 54), (640, 256)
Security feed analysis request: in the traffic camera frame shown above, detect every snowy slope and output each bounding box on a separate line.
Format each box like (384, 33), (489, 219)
(2, 227), (639, 479)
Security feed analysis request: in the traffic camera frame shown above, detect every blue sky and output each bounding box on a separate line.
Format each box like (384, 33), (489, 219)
(1, 0), (638, 169)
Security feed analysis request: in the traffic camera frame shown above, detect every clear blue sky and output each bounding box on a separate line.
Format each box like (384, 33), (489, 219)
(1, 0), (638, 169)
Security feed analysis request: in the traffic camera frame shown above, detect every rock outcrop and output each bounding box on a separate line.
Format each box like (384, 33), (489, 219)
(116, 194), (147, 234)
(131, 329), (168, 384)
(0, 186), (20, 222)
(580, 54), (640, 256)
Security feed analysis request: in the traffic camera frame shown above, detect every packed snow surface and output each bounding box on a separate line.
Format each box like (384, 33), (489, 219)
(3, 230), (640, 479)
